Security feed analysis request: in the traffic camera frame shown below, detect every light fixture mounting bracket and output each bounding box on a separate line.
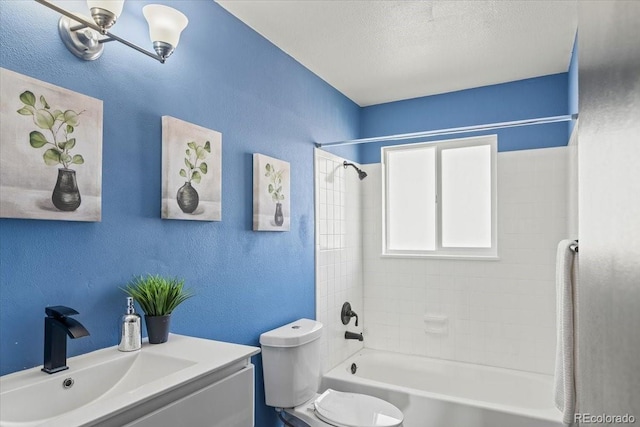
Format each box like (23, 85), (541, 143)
(58, 15), (104, 61)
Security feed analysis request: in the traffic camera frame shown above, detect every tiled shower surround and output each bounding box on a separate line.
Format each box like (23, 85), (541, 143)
(316, 146), (571, 375)
(315, 149), (364, 373)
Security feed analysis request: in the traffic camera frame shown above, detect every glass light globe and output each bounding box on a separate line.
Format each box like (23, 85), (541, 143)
(86, 0), (125, 29)
(143, 4), (188, 48)
(86, 0), (124, 17)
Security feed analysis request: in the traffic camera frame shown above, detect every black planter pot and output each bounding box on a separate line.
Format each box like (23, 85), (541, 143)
(144, 314), (171, 344)
(177, 182), (199, 214)
(274, 202), (284, 226)
(52, 168), (81, 211)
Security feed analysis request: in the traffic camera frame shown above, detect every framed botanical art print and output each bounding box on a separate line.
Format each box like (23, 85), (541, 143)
(253, 153), (290, 231)
(0, 68), (103, 221)
(161, 116), (222, 221)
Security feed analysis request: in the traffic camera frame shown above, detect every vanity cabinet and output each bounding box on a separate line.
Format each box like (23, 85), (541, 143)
(0, 334), (260, 427)
(124, 365), (255, 427)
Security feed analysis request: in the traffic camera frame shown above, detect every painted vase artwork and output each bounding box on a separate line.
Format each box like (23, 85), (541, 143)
(253, 153), (290, 231)
(0, 68), (103, 222)
(176, 139), (211, 213)
(161, 116), (222, 221)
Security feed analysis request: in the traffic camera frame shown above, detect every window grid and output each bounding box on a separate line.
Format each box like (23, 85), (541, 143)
(382, 135), (498, 259)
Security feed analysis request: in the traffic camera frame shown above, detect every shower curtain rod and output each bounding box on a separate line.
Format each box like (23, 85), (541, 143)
(315, 114), (578, 148)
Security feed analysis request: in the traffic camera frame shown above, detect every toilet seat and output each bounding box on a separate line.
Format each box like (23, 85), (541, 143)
(313, 389), (403, 427)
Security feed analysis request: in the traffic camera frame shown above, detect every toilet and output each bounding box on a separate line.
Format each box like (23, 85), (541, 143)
(260, 319), (404, 427)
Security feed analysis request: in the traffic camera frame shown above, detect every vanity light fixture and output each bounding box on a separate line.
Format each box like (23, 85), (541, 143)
(35, 0), (188, 64)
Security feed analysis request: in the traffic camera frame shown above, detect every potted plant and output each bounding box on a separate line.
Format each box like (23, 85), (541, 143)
(17, 90), (85, 211)
(122, 274), (193, 344)
(177, 140), (210, 213)
(265, 162), (285, 226)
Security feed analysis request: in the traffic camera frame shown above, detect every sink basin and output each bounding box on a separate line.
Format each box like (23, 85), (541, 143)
(0, 334), (260, 426)
(1, 352), (194, 424)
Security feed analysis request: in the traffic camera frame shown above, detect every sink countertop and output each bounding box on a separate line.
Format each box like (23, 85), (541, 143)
(0, 334), (261, 427)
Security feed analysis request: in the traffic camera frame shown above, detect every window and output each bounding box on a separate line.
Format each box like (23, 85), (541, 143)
(382, 135), (497, 258)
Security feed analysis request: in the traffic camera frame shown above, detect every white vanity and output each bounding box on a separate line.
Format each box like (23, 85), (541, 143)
(0, 334), (260, 427)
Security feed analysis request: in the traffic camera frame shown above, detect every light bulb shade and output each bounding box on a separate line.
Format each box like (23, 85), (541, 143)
(143, 4), (188, 48)
(86, 0), (124, 18)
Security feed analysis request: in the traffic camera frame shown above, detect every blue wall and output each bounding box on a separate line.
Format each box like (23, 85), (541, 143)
(358, 73), (570, 163)
(0, 1), (358, 425)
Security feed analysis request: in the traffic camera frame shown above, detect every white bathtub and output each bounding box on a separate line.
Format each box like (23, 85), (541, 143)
(321, 349), (563, 427)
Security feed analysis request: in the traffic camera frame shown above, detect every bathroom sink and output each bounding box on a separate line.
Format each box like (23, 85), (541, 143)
(0, 334), (260, 426)
(1, 352), (194, 424)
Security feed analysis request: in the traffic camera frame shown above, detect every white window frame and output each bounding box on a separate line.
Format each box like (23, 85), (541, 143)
(381, 134), (498, 259)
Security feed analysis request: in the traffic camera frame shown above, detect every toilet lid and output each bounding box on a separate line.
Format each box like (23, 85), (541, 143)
(314, 389), (403, 427)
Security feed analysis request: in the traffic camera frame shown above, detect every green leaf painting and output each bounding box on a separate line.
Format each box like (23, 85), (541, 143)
(35, 109), (54, 129)
(39, 95), (50, 109)
(19, 91), (36, 107)
(17, 90), (85, 169)
(180, 140), (209, 186)
(161, 116), (222, 222)
(43, 148), (61, 166)
(265, 163), (286, 203)
(253, 154), (289, 231)
(29, 131), (48, 148)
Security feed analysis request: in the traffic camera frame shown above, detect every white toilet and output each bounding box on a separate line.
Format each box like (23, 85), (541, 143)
(260, 318), (404, 427)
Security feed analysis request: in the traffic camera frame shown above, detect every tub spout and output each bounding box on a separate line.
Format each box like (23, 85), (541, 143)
(345, 331), (363, 341)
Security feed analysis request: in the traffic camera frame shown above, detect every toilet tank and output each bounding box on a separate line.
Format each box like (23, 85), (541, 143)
(260, 318), (323, 408)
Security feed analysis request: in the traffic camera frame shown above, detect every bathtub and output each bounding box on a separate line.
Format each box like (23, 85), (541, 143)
(321, 349), (563, 427)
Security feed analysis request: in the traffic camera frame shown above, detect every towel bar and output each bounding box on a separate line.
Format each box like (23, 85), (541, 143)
(570, 240), (579, 253)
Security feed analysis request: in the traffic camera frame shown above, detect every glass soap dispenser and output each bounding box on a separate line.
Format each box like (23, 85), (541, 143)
(118, 297), (142, 351)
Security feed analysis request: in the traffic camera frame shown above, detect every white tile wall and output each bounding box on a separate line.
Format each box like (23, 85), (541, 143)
(361, 147), (568, 374)
(315, 149), (364, 374)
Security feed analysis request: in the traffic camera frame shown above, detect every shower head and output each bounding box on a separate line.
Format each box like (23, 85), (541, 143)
(343, 161), (367, 180)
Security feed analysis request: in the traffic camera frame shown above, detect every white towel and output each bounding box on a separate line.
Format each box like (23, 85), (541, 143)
(554, 239), (578, 425)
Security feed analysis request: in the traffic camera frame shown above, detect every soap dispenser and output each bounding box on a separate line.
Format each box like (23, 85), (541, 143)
(118, 297), (141, 352)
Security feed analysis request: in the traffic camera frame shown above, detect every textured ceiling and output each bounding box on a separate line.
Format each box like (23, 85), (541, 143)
(216, 0), (578, 107)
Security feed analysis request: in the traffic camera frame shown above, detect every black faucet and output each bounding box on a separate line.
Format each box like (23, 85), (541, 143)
(42, 306), (90, 374)
(345, 331), (364, 341)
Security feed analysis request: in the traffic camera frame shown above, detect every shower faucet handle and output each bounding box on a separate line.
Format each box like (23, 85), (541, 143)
(341, 302), (359, 327)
